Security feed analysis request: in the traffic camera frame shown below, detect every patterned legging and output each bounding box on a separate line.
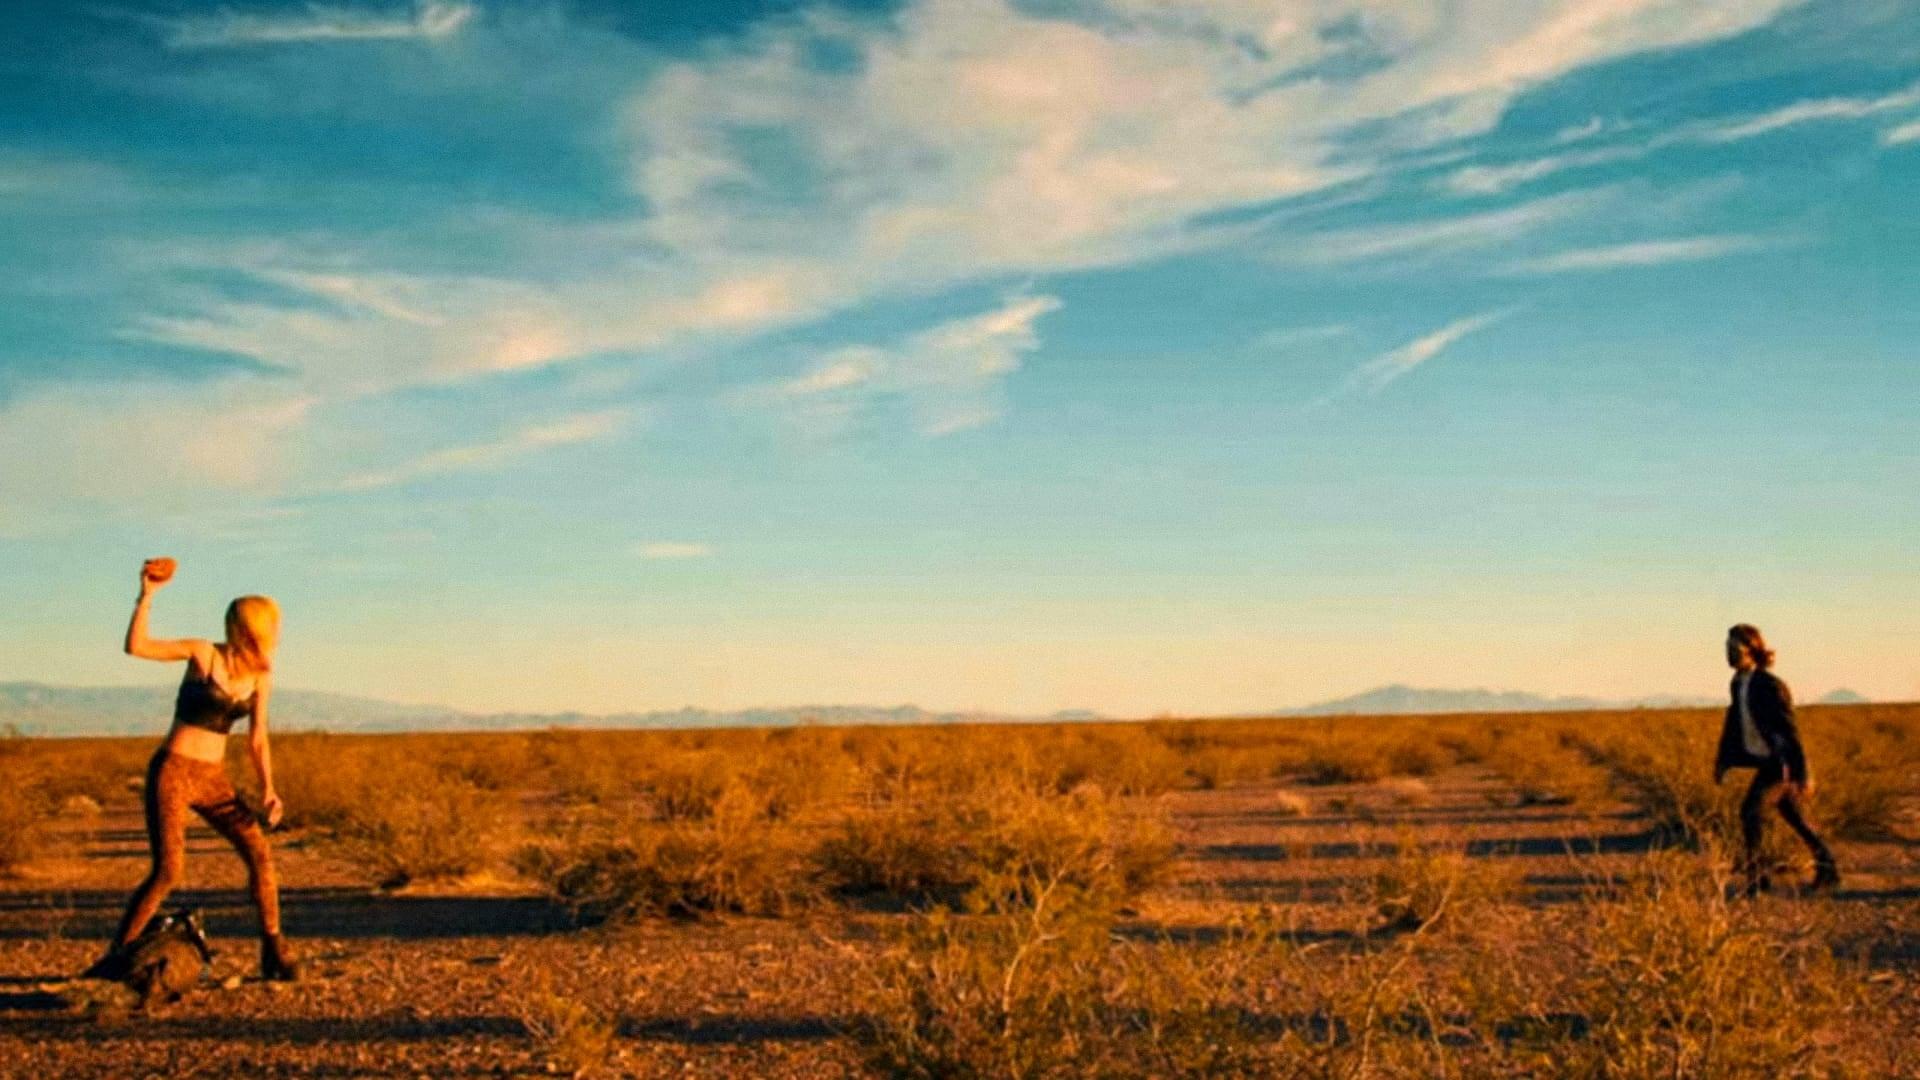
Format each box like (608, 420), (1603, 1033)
(113, 749), (281, 947)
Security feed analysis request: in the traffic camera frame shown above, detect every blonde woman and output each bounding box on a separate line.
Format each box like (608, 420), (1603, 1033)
(83, 559), (298, 981)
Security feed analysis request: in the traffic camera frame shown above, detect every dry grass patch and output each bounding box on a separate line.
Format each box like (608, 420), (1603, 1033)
(815, 797), (973, 902)
(1040, 727), (1190, 797)
(1377, 777), (1433, 808)
(519, 784), (815, 921)
(1298, 735), (1392, 785)
(0, 783), (46, 876)
(1801, 708), (1918, 841)
(0, 734), (43, 875)
(0, 735), (143, 874)
(1578, 717), (1735, 843)
(516, 971), (621, 1078)
(1368, 838), (1520, 933)
(857, 877), (1274, 1080)
(1479, 722), (1611, 808)
(641, 749), (732, 821)
(1271, 789), (1312, 818)
(1559, 849), (1864, 1078)
(820, 781), (1175, 909)
(269, 735), (515, 886)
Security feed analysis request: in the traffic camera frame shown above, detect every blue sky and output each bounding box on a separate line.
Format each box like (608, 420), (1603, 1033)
(2, 0), (1917, 715)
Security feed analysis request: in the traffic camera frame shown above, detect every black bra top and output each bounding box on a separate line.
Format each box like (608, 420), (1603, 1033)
(173, 662), (254, 735)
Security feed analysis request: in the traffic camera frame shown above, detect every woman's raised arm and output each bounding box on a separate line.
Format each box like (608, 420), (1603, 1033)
(124, 563), (205, 663)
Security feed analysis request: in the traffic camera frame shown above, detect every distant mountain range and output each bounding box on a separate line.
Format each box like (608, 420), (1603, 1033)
(0, 681), (1878, 738)
(1814, 688), (1870, 705)
(1276, 683), (1875, 716)
(0, 682), (1063, 738)
(0, 682), (466, 737)
(1275, 684), (1713, 716)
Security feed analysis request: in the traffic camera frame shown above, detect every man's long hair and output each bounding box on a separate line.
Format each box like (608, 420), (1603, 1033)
(1729, 623), (1775, 670)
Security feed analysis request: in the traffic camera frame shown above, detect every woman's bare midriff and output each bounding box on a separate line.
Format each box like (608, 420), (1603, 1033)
(164, 722), (229, 764)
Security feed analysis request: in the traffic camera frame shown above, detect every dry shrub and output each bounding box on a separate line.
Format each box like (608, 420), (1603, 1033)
(969, 783), (1175, 906)
(1044, 728), (1189, 797)
(1299, 736), (1390, 785)
(1105, 939), (1279, 1079)
(515, 970), (621, 1078)
(643, 750), (732, 820)
(0, 733), (43, 874)
(434, 735), (530, 791)
(1261, 739), (1317, 778)
(269, 735), (513, 886)
(0, 735), (147, 873)
(335, 775), (511, 887)
(1802, 713), (1918, 841)
(58, 794), (103, 817)
(1480, 724), (1610, 807)
(1183, 745), (1268, 790)
(529, 731), (642, 806)
(1369, 839), (1519, 933)
(1378, 777), (1432, 808)
(267, 733), (378, 830)
(857, 877), (1273, 1080)
(0, 782), (46, 875)
(747, 728), (860, 820)
(1580, 719), (1736, 843)
(857, 881), (1117, 1080)
(1814, 766), (1910, 842)
(819, 781), (1174, 909)
(1436, 721), (1497, 765)
(520, 784), (813, 921)
(846, 729), (944, 802)
(859, 888), (1461, 1080)
(23, 741), (145, 809)
(815, 798), (973, 901)
(1383, 737), (1452, 778)
(1271, 789), (1312, 818)
(1555, 849), (1861, 1078)
(1258, 932), (1433, 1079)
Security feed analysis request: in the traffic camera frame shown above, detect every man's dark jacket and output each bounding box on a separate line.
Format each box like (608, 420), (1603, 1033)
(1714, 669), (1809, 783)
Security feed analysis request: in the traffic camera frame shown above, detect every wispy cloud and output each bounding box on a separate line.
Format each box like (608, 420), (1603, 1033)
(1552, 116), (1611, 143)
(635, 542), (713, 560)
(7, 0), (1814, 533)
(1443, 146), (1640, 196)
(258, 271), (443, 326)
(1885, 120), (1920, 147)
(757, 295), (1062, 437)
(1275, 190), (1603, 265)
(99, 1), (1801, 403)
(336, 409), (622, 492)
(1255, 324), (1353, 350)
(1442, 79), (1920, 196)
(1696, 80), (1920, 142)
(142, 1), (476, 50)
(774, 353), (881, 397)
(1504, 234), (1784, 274)
(1415, 0), (1799, 99)
(1316, 311), (1508, 406)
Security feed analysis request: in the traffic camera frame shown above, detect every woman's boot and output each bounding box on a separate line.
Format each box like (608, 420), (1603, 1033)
(260, 932), (299, 982)
(80, 943), (132, 981)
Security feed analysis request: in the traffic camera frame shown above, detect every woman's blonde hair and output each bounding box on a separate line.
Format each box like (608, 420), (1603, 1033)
(1728, 623), (1775, 670)
(223, 595), (280, 678)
